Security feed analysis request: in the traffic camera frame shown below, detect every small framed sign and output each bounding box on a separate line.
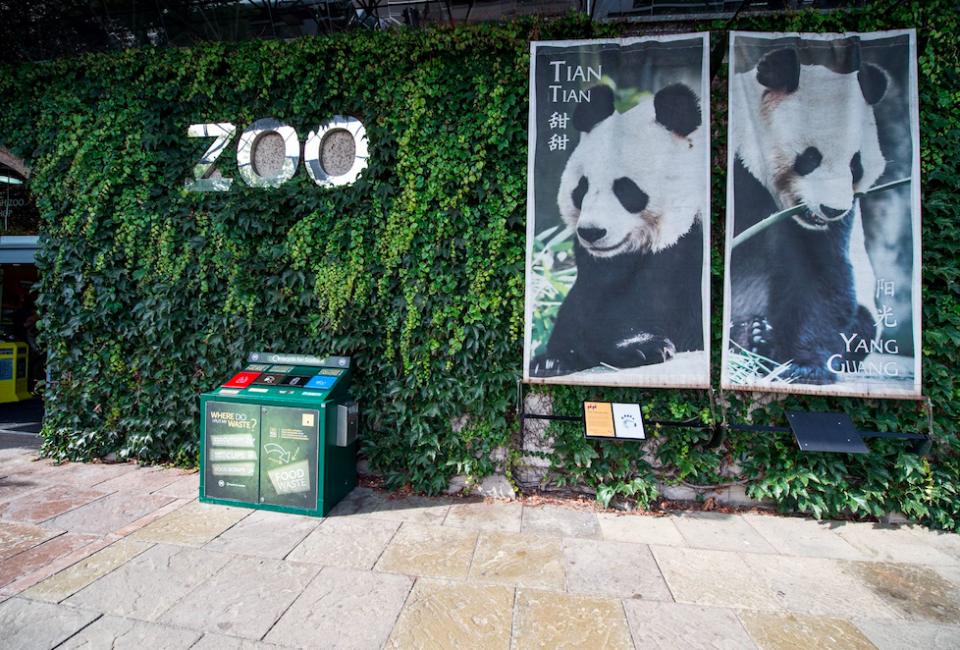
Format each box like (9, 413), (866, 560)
(583, 402), (646, 441)
(612, 403), (645, 440)
(584, 402), (615, 438)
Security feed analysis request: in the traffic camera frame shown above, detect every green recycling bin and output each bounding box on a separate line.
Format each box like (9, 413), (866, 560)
(200, 352), (359, 517)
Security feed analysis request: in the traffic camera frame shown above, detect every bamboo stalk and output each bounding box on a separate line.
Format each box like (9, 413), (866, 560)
(731, 177), (911, 249)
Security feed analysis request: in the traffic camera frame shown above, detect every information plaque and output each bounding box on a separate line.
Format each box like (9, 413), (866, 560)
(584, 401), (646, 441)
(204, 401), (261, 503)
(584, 402), (615, 438)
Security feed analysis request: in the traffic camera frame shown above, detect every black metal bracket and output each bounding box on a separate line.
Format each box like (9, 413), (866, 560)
(725, 412), (932, 456)
(519, 413), (582, 423)
(516, 382), (932, 455)
(860, 429), (932, 455)
(517, 380), (713, 443)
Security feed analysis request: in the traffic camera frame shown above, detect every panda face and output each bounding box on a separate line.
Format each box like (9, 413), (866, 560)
(557, 89), (704, 257)
(733, 52), (888, 232)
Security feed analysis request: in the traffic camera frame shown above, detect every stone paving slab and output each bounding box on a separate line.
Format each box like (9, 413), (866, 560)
(741, 554), (899, 619)
(41, 492), (174, 536)
(0, 521), (61, 561)
(56, 615), (202, 649)
(160, 556), (318, 640)
(738, 611), (879, 650)
(853, 619), (960, 650)
(375, 524), (479, 580)
(469, 532), (565, 590)
(0, 484), (113, 524)
(264, 565), (413, 650)
(23, 539), (153, 603)
(325, 486), (384, 517)
(521, 503), (602, 539)
(0, 597), (101, 650)
(652, 546), (781, 610)
(742, 515), (867, 560)
(0, 457), (64, 481)
(0, 475), (46, 504)
(907, 526), (960, 564)
(844, 561), (960, 624)
(673, 512), (778, 554)
(369, 494), (452, 525)
(830, 522), (958, 565)
(623, 600), (759, 650)
(65, 543), (232, 621)
(202, 510), (319, 559)
(190, 634), (289, 649)
(0, 537), (116, 597)
(0, 532), (98, 588)
(129, 501), (250, 547)
(562, 537), (672, 601)
(513, 588), (633, 650)
(385, 578), (514, 650)
(286, 516), (399, 569)
(443, 499), (523, 533)
(95, 466), (187, 494)
(933, 563), (960, 589)
(111, 498), (192, 537)
(50, 461), (139, 486)
(153, 473), (200, 500)
(0, 453), (32, 468)
(596, 512), (686, 546)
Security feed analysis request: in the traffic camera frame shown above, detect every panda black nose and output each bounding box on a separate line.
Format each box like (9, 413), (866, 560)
(578, 227), (606, 243)
(820, 205), (848, 219)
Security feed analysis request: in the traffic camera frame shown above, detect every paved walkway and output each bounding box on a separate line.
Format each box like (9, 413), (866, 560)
(1, 435), (959, 650)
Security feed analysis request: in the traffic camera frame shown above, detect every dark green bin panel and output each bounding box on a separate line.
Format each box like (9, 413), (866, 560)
(203, 401), (260, 504)
(259, 405), (320, 510)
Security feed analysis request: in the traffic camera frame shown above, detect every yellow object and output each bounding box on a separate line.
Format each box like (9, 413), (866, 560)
(583, 401), (615, 438)
(0, 344), (18, 403)
(15, 342), (30, 401)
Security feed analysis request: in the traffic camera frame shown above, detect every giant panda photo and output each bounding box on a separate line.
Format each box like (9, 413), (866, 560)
(523, 35), (711, 388)
(721, 31), (921, 398)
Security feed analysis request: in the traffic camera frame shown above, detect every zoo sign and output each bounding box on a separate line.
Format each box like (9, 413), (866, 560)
(185, 115), (368, 192)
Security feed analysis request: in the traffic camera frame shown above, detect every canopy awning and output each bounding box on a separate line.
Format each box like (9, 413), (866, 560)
(0, 236), (39, 264)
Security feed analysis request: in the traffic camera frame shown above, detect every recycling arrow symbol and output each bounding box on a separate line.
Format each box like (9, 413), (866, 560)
(263, 444), (291, 463)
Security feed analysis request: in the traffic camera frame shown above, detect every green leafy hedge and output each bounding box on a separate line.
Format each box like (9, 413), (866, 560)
(0, 2), (956, 529)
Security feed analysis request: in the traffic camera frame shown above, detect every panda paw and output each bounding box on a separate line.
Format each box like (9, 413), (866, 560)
(747, 318), (773, 356)
(732, 317), (773, 357)
(786, 363), (836, 385)
(616, 335), (677, 367)
(529, 354), (568, 378)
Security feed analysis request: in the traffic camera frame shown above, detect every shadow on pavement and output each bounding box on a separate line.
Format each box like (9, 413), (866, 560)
(0, 398), (43, 435)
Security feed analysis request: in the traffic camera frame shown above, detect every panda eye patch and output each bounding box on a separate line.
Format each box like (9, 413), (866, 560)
(850, 151), (864, 184)
(613, 177), (649, 213)
(572, 176), (589, 211)
(794, 147), (823, 176)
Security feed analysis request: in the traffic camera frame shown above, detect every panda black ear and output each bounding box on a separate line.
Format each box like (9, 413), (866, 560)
(654, 84), (700, 137)
(756, 48), (800, 93)
(572, 85), (615, 133)
(858, 63), (887, 105)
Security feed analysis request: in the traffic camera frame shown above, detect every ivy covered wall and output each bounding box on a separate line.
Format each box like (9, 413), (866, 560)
(0, 2), (957, 529)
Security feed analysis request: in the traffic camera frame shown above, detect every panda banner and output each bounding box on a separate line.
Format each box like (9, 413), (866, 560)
(721, 30), (921, 399)
(523, 35), (711, 388)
